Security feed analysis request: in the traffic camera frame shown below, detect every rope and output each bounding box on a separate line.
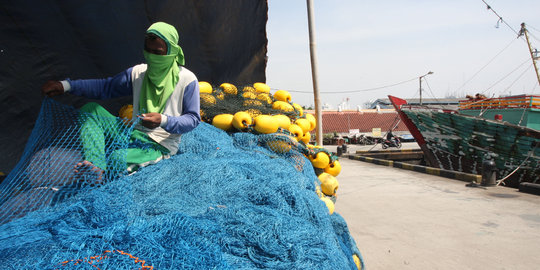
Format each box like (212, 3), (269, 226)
(496, 143), (538, 186)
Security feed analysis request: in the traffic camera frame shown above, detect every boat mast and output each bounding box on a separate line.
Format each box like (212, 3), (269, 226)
(520, 23), (540, 87)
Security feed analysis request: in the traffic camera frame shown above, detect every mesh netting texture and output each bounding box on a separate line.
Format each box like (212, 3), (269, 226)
(0, 99), (362, 269)
(0, 99), (136, 224)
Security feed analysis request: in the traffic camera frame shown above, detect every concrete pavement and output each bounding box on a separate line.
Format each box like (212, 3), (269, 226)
(333, 156), (540, 270)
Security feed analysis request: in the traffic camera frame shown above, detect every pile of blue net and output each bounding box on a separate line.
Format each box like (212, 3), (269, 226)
(0, 99), (363, 269)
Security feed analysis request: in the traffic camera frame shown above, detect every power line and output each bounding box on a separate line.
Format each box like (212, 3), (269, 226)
(528, 24), (540, 34)
(456, 38), (517, 92)
(273, 76), (418, 94)
(501, 63), (534, 95)
(480, 0), (521, 36)
(423, 77), (450, 110)
(481, 57), (531, 94)
(526, 30), (540, 43)
(532, 80), (539, 94)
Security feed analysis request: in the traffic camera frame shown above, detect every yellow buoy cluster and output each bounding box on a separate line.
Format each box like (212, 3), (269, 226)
(199, 81), (342, 215)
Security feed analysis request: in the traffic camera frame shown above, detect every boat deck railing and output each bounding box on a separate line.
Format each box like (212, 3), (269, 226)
(459, 95), (540, 110)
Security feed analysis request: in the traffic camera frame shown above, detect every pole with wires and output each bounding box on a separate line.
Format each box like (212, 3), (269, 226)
(306, 0), (323, 146)
(419, 71), (433, 105)
(520, 23), (540, 87)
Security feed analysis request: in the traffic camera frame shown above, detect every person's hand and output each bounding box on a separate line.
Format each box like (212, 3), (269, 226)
(41, 80), (64, 97)
(139, 112), (162, 129)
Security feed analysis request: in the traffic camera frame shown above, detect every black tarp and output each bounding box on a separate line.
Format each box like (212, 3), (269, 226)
(0, 0), (268, 174)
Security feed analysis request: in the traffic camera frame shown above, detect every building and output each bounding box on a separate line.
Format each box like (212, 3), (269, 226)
(305, 109), (409, 140)
(369, 98), (460, 110)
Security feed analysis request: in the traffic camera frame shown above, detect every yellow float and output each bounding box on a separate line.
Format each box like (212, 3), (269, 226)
(288, 124), (303, 141)
(212, 114), (234, 131)
(265, 134), (294, 153)
(306, 144), (323, 149)
(295, 118), (311, 134)
(242, 91), (257, 99)
(256, 93), (272, 104)
(242, 86), (256, 92)
(243, 99), (263, 107)
(246, 109), (262, 118)
(318, 172), (339, 196)
(324, 160), (342, 177)
(253, 115), (279, 134)
(320, 196), (335, 215)
(353, 254), (362, 270)
(201, 94), (216, 106)
(272, 101), (294, 112)
(305, 113), (316, 131)
(273, 90), (291, 103)
(119, 104), (133, 125)
(119, 104), (133, 120)
(315, 185), (323, 198)
(273, 114), (291, 130)
(292, 103), (303, 117)
(300, 131), (311, 144)
(220, 83), (237, 95)
(253, 82), (270, 93)
(232, 111), (252, 130)
(199, 81), (213, 94)
(310, 151), (330, 169)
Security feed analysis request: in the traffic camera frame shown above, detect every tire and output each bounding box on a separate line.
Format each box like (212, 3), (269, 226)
(396, 141), (402, 149)
(382, 143), (388, 149)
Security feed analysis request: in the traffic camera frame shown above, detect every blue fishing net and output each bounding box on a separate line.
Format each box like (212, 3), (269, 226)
(0, 99), (363, 269)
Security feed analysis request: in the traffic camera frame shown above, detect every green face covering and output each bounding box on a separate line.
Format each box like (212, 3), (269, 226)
(140, 22), (185, 114)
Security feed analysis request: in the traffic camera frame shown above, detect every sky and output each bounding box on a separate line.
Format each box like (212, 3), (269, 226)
(265, 0), (540, 109)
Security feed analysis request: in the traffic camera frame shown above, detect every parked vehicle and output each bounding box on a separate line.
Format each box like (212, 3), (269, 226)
(399, 134), (415, 142)
(381, 137), (401, 149)
(357, 134), (376, 145)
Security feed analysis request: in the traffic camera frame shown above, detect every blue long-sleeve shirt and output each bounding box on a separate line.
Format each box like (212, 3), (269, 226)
(66, 67), (200, 134)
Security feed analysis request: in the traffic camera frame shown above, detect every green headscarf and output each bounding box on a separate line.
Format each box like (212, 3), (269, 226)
(140, 22), (185, 114)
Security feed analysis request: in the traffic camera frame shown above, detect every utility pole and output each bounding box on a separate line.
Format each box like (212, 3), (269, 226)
(419, 77), (423, 106)
(520, 23), (540, 87)
(419, 71), (433, 106)
(306, 0), (323, 146)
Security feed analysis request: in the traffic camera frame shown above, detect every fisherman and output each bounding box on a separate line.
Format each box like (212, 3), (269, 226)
(41, 22), (200, 181)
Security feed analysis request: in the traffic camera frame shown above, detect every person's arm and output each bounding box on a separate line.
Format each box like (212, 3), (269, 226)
(160, 80), (201, 134)
(64, 67), (134, 99)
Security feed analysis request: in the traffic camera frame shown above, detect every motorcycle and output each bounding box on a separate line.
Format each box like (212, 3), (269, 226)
(381, 137), (402, 149)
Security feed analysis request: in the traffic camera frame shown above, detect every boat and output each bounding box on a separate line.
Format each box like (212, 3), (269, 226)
(389, 95), (540, 187)
(388, 23), (540, 187)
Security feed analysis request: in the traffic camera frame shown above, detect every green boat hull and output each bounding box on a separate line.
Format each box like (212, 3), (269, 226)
(460, 108), (540, 131)
(401, 108), (540, 187)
